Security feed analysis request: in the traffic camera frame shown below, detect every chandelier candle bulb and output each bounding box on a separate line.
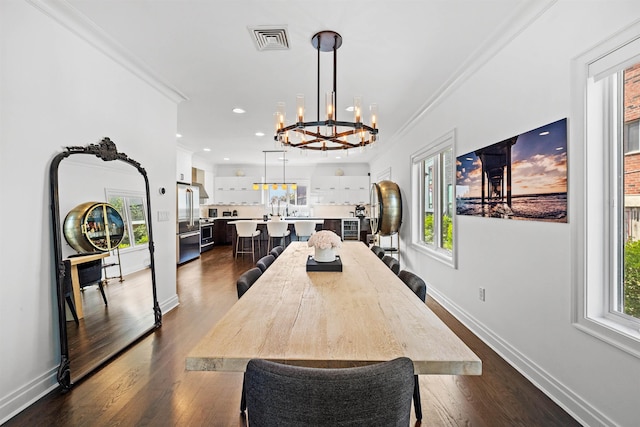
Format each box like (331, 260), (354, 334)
(296, 94), (305, 122)
(326, 91), (335, 120)
(370, 103), (378, 128)
(277, 102), (286, 130)
(354, 96), (362, 122)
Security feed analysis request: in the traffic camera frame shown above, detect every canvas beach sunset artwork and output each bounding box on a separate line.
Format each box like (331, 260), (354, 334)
(456, 118), (567, 222)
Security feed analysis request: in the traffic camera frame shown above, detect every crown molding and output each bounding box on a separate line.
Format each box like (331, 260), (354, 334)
(381, 0), (557, 150)
(26, 0), (189, 104)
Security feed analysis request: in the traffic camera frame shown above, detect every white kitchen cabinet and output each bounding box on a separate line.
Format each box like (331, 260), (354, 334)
(236, 177), (261, 205)
(213, 176), (261, 204)
(311, 175), (369, 204)
(340, 176), (369, 204)
(311, 176), (340, 204)
(176, 147), (192, 184)
(214, 177), (233, 204)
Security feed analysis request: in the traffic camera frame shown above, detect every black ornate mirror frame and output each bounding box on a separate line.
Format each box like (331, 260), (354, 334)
(49, 137), (162, 390)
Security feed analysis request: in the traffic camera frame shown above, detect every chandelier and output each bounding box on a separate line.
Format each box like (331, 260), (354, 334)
(274, 30), (379, 151)
(253, 150), (297, 190)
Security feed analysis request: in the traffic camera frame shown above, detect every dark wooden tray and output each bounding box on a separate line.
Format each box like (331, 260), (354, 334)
(306, 255), (343, 272)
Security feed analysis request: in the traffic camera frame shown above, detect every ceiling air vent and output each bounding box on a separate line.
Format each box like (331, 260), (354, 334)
(248, 26), (290, 51)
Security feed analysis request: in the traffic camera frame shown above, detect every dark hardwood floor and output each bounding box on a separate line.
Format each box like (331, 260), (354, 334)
(66, 268), (156, 381)
(4, 246), (581, 426)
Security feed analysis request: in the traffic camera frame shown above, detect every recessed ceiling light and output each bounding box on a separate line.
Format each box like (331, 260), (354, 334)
(203, 148), (211, 152)
(223, 157), (230, 161)
(232, 108), (246, 114)
(176, 133), (182, 138)
(255, 132), (265, 137)
(539, 131), (550, 136)
(335, 156), (341, 159)
(345, 106), (354, 112)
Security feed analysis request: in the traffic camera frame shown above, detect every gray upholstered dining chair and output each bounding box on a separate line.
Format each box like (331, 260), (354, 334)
(236, 267), (262, 299)
(398, 270), (427, 303)
(256, 254), (275, 273)
(269, 246), (284, 259)
(398, 269), (428, 421)
(236, 265), (264, 413)
(244, 357), (414, 427)
(371, 245), (385, 259)
(382, 255), (400, 275)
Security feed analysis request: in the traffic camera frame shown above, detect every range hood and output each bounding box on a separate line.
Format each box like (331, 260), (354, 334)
(191, 168), (209, 199)
(192, 182), (209, 199)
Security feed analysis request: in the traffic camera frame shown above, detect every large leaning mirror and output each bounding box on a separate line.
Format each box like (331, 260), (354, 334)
(50, 138), (161, 390)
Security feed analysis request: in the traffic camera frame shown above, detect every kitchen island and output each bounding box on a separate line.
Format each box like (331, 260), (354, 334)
(207, 217), (370, 255)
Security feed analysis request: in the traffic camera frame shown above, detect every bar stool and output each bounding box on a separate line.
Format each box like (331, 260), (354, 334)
(235, 221), (261, 262)
(294, 221), (316, 241)
(266, 220), (290, 252)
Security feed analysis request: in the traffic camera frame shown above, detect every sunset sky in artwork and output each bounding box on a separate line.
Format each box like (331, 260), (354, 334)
(456, 118), (567, 198)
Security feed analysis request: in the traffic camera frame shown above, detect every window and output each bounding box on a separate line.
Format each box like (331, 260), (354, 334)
(266, 180), (309, 215)
(624, 119), (639, 153)
(106, 191), (149, 249)
(620, 66), (640, 320)
(411, 131), (455, 267)
(572, 24), (640, 358)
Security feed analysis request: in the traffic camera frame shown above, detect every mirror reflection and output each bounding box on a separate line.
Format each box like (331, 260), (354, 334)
(55, 149), (157, 385)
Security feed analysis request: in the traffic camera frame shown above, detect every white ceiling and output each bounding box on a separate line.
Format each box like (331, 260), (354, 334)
(62, 0), (535, 166)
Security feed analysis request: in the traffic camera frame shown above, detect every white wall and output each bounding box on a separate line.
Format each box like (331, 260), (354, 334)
(370, 2), (640, 426)
(0, 0), (179, 422)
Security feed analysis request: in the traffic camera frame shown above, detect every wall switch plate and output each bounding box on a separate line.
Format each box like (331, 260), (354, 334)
(157, 210), (170, 222)
(479, 287), (486, 302)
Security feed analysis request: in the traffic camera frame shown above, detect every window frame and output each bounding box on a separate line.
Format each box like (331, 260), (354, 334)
(410, 130), (457, 268)
(623, 119), (640, 154)
(571, 23), (640, 359)
(265, 179), (310, 213)
(105, 188), (149, 252)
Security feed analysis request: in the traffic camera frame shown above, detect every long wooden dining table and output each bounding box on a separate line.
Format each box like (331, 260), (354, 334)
(186, 241), (481, 376)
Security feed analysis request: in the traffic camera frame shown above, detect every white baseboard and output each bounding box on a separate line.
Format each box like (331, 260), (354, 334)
(0, 367), (58, 425)
(428, 287), (615, 427)
(160, 293), (180, 314)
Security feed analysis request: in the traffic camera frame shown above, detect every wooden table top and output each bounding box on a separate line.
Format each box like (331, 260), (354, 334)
(67, 252), (108, 265)
(186, 242), (481, 375)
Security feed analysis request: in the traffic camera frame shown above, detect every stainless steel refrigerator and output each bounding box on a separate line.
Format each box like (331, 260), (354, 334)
(177, 183), (201, 264)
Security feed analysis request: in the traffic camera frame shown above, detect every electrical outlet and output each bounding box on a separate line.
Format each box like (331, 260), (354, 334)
(479, 287), (486, 302)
